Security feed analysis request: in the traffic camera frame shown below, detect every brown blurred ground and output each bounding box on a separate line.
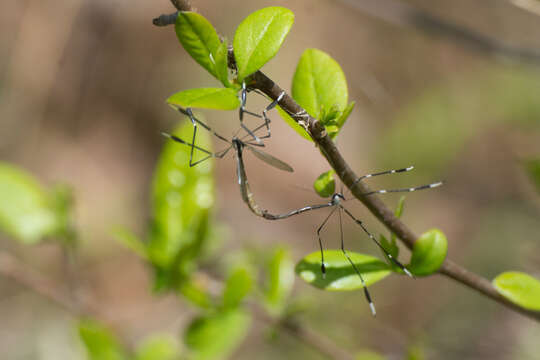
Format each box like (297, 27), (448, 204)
(1, 0), (540, 359)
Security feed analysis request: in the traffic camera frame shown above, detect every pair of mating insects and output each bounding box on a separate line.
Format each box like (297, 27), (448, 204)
(162, 84), (443, 315)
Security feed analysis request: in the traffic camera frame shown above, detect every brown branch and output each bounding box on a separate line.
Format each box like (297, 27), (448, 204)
(155, 1), (540, 323)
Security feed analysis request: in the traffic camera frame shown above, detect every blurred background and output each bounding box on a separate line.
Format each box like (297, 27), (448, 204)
(1, 0), (540, 359)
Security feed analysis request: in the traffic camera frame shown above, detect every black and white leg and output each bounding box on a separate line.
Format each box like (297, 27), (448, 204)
(258, 91), (285, 140)
(238, 82), (265, 145)
(340, 206), (413, 278)
(316, 207), (338, 277)
(161, 132), (232, 166)
(338, 208), (376, 316)
(361, 181), (444, 196)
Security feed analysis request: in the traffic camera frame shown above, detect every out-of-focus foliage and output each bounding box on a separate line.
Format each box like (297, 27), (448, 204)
(0, 163), (73, 244)
(380, 196), (406, 268)
(78, 320), (128, 360)
(167, 88), (240, 110)
(134, 335), (180, 360)
(493, 271), (540, 311)
(355, 350), (387, 360)
(222, 266), (254, 310)
(523, 158), (540, 193)
(263, 247), (295, 315)
(379, 67), (540, 175)
(184, 309), (251, 360)
(233, 7), (294, 82)
(313, 170), (335, 198)
(114, 121), (215, 292)
(296, 250), (391, 291)
(408, 229), (447, 276)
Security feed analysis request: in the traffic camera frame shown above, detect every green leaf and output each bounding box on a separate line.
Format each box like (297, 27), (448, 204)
(111, 226), (147, 259)
(276, 106), (312, 142)
(175, 12), (222, 79)
(167, 88), (240, 110)
(291, 49), (348, 124)
(493, 271), (540, 311)
(379, 234), (399, 263)
(408, 229), (447, 276)
(78, 320), (127, 360)
(222, 267), (253, 309)
(313, 170), (335, 198)
(233, 7), (294, 81)
(394, 196), (406, 218)
(179, 280), (213, 309)
(185, 309), (251, 360)
(0, 163), (68, 244)
(149, 121), (214, 289)
(523, 158), (540, 193)
(330, 101), (355, 139)
(264, 247), (294, 314)
(135, 335), (180, 360)
(214, 40), (232, 88)
(295, 250), (391, 291)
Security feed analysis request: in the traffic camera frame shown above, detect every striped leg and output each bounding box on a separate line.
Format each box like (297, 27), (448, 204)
(338, 208), (376, 316)
(361, 181), (443, 196)
(340, 206), (413, 278)
(316, 207), (338, 277)
(238, 82), (264, 145)
(161, 132), (231, 167)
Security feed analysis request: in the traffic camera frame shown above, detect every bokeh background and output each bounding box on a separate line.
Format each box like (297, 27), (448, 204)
(1, 0), (540, 359)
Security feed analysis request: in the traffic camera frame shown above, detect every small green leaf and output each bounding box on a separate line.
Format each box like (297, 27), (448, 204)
(111, 227), (147, 259)
(379, 234), (399, 263)
(394, 196), (406, 218)
(78, 320), (127, 360)
(222, 267), (253, 309)
(179, 280), (213, 309)
(313, 170), (335, 198)
(295, 250), (391, 291)
(0, 163), (68, 244)
(233, 7), (294, 81)
(523, 158), (540, 193)
(185, 309), (251, 360)
(214, 40), (232, 88)
(330, 101), (355, 139)
(276, 106), (312, 142)
(175, 12), (222, 79)
(264, 247), (294, 314)
(493, 271), (540, 311)
(408, 229), (447, 276)
(135, 335), (180, 360)
(149, 121), (214, 289)
(167, 88), (240, 110)
(291, 49), (348, 124)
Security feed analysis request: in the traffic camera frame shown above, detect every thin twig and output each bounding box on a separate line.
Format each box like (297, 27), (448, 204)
(153, 2), (540, 322)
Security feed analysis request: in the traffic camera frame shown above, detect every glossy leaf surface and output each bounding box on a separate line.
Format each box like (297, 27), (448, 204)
(234, 7), (294, 81)
(167, 88), (240, 110)
(408, 229), (447, 276)
(493, 271), (540, 311)
(296, 250), (391, 291)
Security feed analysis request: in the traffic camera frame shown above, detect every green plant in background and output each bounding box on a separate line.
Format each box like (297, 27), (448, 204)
(1, 3), (540, 360)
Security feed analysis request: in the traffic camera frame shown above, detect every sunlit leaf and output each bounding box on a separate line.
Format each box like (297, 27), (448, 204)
(523, 158), (540, 194)
(276, 106), (312, 142)
(493, 271), (540, 311)
(175, 12), (222, 80)
(0, 163), (68, 244)
(313, 170), (335, 198)
(233, 7), (294, 81)
(330, 101), (355, 139)
(149, 121), (214, 289)
(180, 280), (213, 309)
(408, 229), (447, 276)
(185, 309), (251, 360)
(135, 335), (180, 360)
(295, 250), (391, 291)
(222, 267), (253, 309)
(214, 39), (232, 88)
(264, 247), (294, 314)
(111, 227), (147, 259)
(291, 48), (348, 125)
(167, 88), (240, 110)
(78, 320), (127, 360)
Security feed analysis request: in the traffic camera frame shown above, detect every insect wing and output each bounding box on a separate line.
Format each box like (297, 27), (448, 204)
(246, 145), (294, 172)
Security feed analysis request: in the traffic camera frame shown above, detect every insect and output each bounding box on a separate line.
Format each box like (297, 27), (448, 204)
(171, 82), (286, 168)
(251, 167), (443, 315)
(162, 107), (294, 213)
